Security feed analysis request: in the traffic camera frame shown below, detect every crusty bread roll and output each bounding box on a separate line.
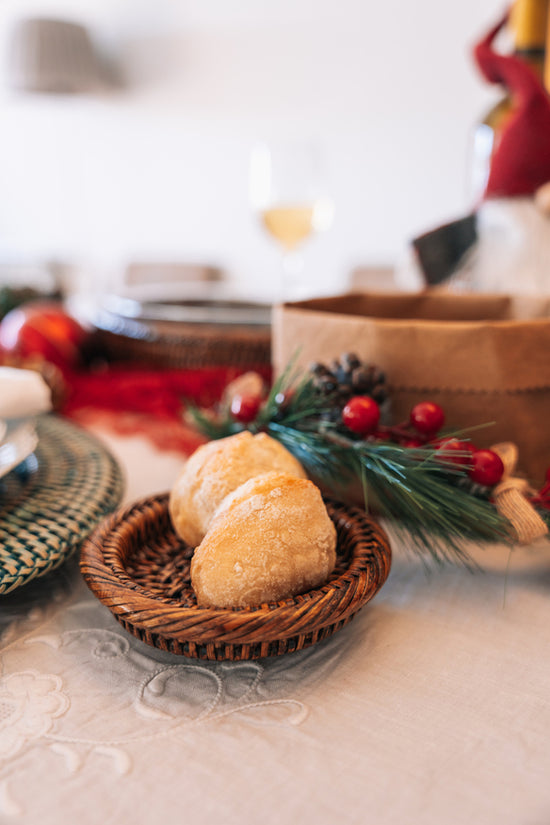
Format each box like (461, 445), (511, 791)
(168, 431), (307, 547)
(190, 471), (337, 608)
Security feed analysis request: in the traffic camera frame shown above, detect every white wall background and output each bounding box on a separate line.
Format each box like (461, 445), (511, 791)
(0, 0), (508, 301)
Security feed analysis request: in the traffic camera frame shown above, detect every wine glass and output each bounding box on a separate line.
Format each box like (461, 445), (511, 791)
(249, 140), (334, 301)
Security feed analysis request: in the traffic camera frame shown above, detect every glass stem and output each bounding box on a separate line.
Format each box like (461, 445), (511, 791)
(280, 247), (304, 301)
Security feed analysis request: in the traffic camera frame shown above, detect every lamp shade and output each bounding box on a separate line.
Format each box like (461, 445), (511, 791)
(7, 17), (103, 94)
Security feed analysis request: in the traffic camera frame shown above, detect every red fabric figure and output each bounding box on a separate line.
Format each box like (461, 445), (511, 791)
(473, 12), (550, 198)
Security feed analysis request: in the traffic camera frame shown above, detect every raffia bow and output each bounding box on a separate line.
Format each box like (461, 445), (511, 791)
(491, 442), (549, 544)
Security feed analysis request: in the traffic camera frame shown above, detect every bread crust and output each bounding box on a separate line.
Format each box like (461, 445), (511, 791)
(190, 471), (337, 608)
(168, 431), (307, 547)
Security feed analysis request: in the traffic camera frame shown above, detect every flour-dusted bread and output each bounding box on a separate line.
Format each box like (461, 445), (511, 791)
(190, 472), (337, 608)
(168, 431), (307, 547)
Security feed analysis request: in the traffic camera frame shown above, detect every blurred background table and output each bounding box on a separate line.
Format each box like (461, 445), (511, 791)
(2, 418), (550, 825)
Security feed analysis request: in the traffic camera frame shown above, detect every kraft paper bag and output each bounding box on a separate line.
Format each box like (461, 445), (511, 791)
(272, 292), (550, 486)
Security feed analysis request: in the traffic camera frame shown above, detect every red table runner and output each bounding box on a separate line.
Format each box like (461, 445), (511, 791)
(61, 363), (272, 456)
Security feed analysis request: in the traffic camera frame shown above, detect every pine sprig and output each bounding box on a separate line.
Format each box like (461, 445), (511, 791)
(184, 359), (534, 565)
(184, 404), (240, 440)
(266, 420), (509, 565)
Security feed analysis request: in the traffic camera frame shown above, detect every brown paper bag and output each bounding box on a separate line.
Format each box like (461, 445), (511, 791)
(272, 292), (550, 486)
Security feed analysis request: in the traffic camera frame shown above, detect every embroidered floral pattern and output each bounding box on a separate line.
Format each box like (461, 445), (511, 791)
(0, 594), (347, 818)
(0, 670), (69, 760)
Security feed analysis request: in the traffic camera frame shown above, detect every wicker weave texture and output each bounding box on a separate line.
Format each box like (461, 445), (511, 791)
(90, 320), (271, 369)
(0, 415), (124, 594)
(80, 494), (392, 661)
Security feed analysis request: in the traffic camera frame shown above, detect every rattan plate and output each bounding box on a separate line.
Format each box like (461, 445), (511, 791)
(0, 415), (124, 595)
(80, 494), (392, 661)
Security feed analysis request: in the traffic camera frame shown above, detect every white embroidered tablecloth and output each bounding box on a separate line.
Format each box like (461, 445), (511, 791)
(2, 427), (550, 825)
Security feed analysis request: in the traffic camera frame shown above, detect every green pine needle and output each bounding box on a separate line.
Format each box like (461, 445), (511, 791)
(183, 364), (529, 566)
(266, 421), (510, 565)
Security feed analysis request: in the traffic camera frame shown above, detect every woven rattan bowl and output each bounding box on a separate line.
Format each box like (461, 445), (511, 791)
(80, 493), (392, 661)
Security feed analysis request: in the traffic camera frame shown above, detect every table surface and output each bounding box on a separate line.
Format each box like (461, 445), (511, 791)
(2, 422), (550, 825)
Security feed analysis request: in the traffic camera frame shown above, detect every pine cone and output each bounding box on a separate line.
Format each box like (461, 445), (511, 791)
(310, 352), (388, 406)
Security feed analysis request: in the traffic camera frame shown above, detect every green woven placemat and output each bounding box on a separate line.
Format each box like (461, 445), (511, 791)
(0, 414), (124, 594)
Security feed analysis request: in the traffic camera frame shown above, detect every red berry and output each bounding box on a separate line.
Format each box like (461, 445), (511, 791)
(402, 437), (424, 448)
(468, 449), (504, 487)
(410, 401), (445, 435)
(434, 438), (475, 467)
(342, 396), (380, 435)
(274, 389), (293, 409)
(230, 394), (261, 423)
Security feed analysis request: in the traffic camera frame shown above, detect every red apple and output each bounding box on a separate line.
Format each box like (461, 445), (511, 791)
(0, 300), (88, 371)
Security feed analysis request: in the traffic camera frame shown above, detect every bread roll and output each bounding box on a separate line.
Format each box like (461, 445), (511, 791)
(168, 431), (306, 547)
(190, 471), (337, 608)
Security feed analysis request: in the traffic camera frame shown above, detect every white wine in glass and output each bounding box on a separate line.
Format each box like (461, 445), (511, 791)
(261, 204), (317, 249)
(249, 141), (333, 299)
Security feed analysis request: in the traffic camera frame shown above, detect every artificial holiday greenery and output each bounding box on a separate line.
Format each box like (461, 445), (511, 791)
(188, 354), (549, 564)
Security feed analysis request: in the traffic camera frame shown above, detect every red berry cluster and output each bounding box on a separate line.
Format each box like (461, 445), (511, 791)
(341, 397), (505, 488)
(226, 376), (506, 490)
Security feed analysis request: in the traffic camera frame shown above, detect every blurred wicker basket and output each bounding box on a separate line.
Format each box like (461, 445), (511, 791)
(80, 493), (392, 661)
(89, 301), (272, 370)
